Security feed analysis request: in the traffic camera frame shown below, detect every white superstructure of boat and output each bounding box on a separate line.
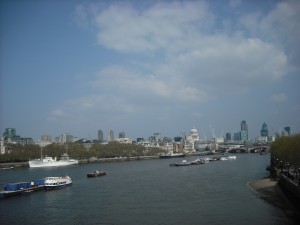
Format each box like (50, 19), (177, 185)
(44, 176), (72, 189)
(29, 153), (78, 168)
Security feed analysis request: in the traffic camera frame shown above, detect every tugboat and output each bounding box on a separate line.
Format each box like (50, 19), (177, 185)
(87, 170), (107, 178)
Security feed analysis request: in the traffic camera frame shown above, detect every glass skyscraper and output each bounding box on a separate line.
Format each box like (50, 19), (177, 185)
(240, 121), (248, 141)
(261, 123), (269, 137)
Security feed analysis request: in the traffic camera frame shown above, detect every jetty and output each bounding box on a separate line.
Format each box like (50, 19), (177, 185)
(0, 179), (45, 199)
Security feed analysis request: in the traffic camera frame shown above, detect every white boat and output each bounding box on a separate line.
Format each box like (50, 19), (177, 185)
(220, 156), (228, 160)
(220, 155), (237, 161)
(228, 155), (237, 160)
(44, 176), (72, 189)
(29, 153), (78, 168)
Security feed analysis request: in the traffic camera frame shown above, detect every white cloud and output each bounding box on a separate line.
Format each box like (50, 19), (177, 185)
(93, 1), (214, 53)
(239, 0), (300, 69)
(87, 1), (289, 94)
(64, 0), (295, 130)
(51, 109), (66, 117)
(271, 93), (287, 102)
(48, 109), (67, 122)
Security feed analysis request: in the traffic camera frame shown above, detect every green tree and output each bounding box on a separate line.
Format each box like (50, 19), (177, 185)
(270, 134), (300, 167)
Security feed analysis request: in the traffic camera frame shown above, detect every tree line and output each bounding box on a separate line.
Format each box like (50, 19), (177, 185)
(0, 142), (163, 163)
(270, 134), (300, 167)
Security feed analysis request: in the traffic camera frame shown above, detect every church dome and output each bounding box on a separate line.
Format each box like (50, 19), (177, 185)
(190, 127), (199, 140)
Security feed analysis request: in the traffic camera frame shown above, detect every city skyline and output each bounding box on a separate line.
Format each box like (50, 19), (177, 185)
(1, 121), (293, 143)
(1, 0), (299, 141)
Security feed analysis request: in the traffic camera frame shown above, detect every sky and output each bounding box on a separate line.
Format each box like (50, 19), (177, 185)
(1, 0), (300, 141)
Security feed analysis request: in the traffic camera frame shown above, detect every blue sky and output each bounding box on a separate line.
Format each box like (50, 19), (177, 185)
(1, 0), (299, 141)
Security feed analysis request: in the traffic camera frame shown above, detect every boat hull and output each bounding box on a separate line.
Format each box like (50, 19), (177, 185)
(87, 171), (107, 178)
(29, 160), (78, 168)
(45, 183), (72, 190)
(159, 153), (186, 159)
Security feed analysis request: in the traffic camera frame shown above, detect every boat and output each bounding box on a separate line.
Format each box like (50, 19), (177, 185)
(228, 155), (237, 160)
(0, 166), (14, 170)
(29, 152), (78, 168)
(44, 176), (72, 190)
(191, 158), (206, 165)
(169, 160), (192, 167)
(220, 156), (228, 160)
(87, 170), (107, 178)
(209, 156), (221, 161)
(0, 179), (45, 199)
(159, 153), (186, 159)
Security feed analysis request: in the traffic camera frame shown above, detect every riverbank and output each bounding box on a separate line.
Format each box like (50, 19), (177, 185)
(0, 155), (159, 168)
(248, 178), (300, 221)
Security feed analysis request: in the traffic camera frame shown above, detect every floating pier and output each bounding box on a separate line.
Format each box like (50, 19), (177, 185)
(0, 179), (45, 199)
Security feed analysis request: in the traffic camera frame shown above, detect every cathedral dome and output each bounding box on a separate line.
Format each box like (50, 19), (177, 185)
(190, 127), (199, 140)
(191, 128), (198, 134)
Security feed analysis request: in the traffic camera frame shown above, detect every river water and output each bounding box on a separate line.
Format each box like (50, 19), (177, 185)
(0, 154), (297, 225)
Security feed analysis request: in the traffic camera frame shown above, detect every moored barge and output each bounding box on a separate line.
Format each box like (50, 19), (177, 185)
(0, 179), (45, 199)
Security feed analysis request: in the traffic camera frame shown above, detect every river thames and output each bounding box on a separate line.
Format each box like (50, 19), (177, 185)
(0, 154), (297, 225)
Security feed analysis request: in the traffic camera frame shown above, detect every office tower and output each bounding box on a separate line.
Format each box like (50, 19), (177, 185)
(283, 127), (291, 136)
(3, 128), (21, 142)
(241, 121), (248, 132)
(260, 123), (269, 137)
(240, 121), (248, 141)
(98, 130), (104, 142)
(225, 132), (231, 141)
(119, 131), (125, 138)
(234, 132), (241, 141)
(109, 130), (114, 142)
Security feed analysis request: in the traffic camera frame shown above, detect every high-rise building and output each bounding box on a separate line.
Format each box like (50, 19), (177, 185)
(240, 131), (248, 141)
(241, 121), (248, 132)
(283, 127), (291, 136)
(225, 132), (231, 142)
(3, 128), (16, 138)
(240, 121), (248, 141)
(260, 123), (269, 137)
(109, 130), (114, 142)
(234, 132), (240, 141)
(3, 128), (21, 143)
(119, 131), (125, 138)
(98, 130), (104, 142)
